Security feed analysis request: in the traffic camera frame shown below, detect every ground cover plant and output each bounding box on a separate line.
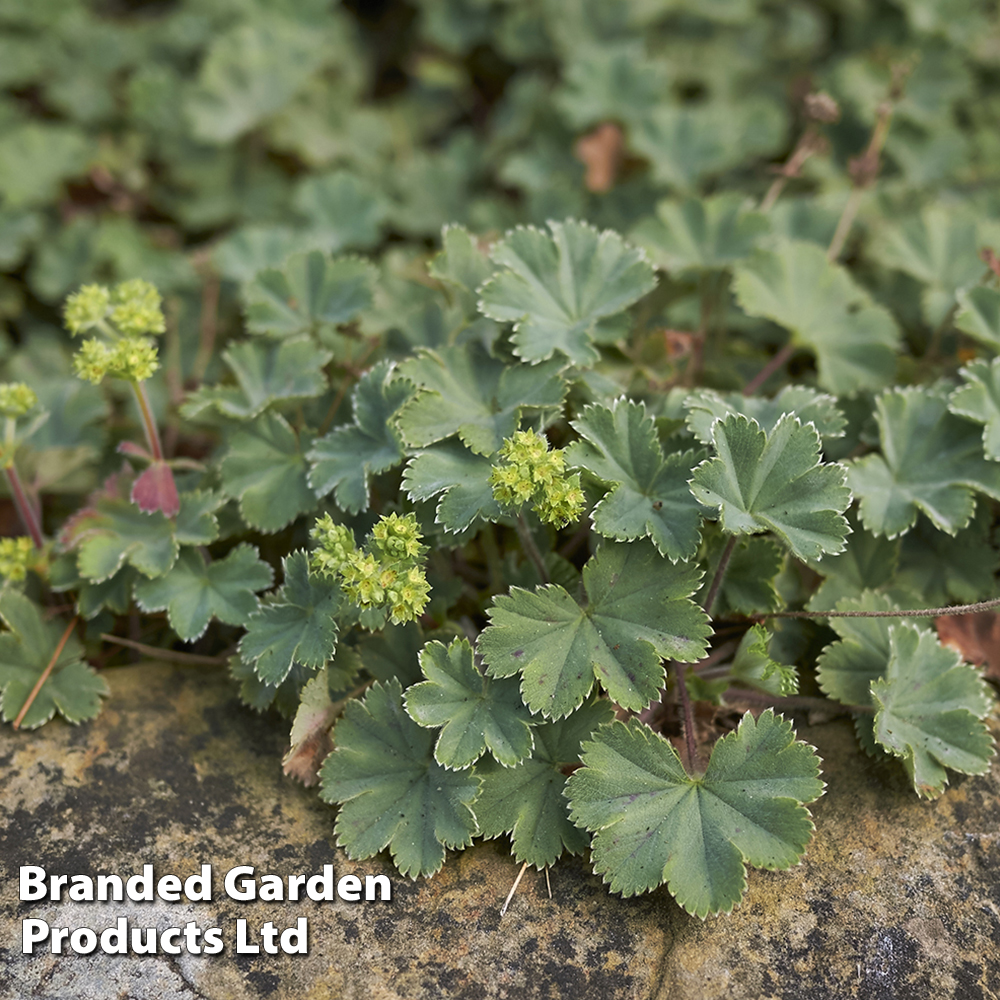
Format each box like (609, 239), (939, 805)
(1, 0), (999, 918)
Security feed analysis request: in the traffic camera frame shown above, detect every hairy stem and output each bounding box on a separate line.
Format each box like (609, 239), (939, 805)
(100, 633), (232, 666)
(721, 687), (873, 714)
(760, 597), (1000, 620)
(516, 513), (549, 584)
(675, 661), (700, 773)
(131, 380), (164, 461)
(743, 342), (796, 397)
(13, 617), (78, 729)
(703, 535), (737, 615)
(5, 465), (43, 549)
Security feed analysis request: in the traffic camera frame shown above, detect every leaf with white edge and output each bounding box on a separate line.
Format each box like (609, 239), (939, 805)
(480, 540), (710, 719)
(475, 700), (614, 869)
(402, 441), (501, 533)
(805, 511), (900, 612)
(66, 490), (221, 583)
(949, 359), (1000, 461)
(478, 220), (656, 366)
(134, 544), (274, 642)
(872, 624), (995, 798)
(565, 710), (824, 915)
(404, 638), (534, 769)
(730, 624), (798, 696)
(307, 362), (411, 513)
(733, 240), (899, 395)
(629, 194), (770, 274)
(220, 412), (316, 532)
(319, 679), (481, 878)
(565, 398), (704, 561)
(684, 386), (846, 447)
(955, 286), (1000, 350)
(396, 344), (566, 455)
(238, 551), (340, 685)
(0, 592), (107, 729)
(181, 338), (333, 421)
(230, 656), (315, 718)
(690, 413), (851, 562)
(847, 388), (1000, 539)
(245, 251), (377, 337)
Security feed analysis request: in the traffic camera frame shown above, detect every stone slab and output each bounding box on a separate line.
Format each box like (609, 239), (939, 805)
(1, 663), (998, 999)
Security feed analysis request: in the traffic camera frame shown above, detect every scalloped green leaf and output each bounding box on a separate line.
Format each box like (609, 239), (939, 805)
(683, 386), (846, 447)
(690, 413), (851, 562)
(949, 358), (1000, 461)
(847, 389), (1000, 538)
(629, 194), (770, 274)
(320, 678), (481, 878)
(565, 398), (704, 561)
(134, 544), (274, 642)
(565, 710), (824, 915)
(428, 224), (497, 320)
(696, 534), (783, 616)
(872, 625), (995, 798)
(731, 624), (798, 696)
(954, 286), (1000, 350)
(307, 361), (411, 514)
(396, 344), (566, 456)
(245, 251), (377, 338)
(732, 240), (899, 394)
(479, 540), (710, 719)
(0, 592), (107, 729)
(238, 551), (340, 685)
(402, 441), (502, 533)
(181, 337), (333, 422)
(478, 220), (656, 366)
(475, 700), (615, 869)
(220, 412), (316, 532)
(404, 638), (534, 769)
(293, 169), (389, 252)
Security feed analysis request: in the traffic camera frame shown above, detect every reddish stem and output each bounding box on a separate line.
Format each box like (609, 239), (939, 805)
(131, 381), (164, 461)
(5, 466), (43, 549)
(13, 617), (78, 730)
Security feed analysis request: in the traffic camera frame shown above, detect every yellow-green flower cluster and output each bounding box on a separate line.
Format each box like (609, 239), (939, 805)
(0, 383), (37, 419)
(0, 536), (36, 582)
(310, 512), (431, 625)
(490, 429), (585, 528)
(63, 279), (164, 384)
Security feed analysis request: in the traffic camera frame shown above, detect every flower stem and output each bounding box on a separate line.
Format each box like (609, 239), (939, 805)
(131, 380), (164, 461)
(675, 661), (700, 773)
(702, 535), (737, 615)
(5, 465), (43, 549)
(759, 596), (1000, 620)
(743, 342), (796, 396)
(516, 513), (549, 584)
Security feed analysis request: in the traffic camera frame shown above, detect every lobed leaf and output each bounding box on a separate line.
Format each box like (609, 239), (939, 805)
(948, 359), (1000, 461)
(402, 441), (502, 533)
(565, 710), (824, 916)
(320, 679), (481, 878)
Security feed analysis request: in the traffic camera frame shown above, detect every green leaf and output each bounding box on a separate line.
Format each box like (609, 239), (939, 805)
(404, 638), (534, 769)
(949, 359), (1000, 461)
(565, 398), (704, 561)
(428, 224), (497, 320)
(0, 592), (107, 729)
(402, 441), (502, 533)
(0, 122), (91, 208)
(690, 414), (851, 562)
(238, 551), (340, 685)
(478, 219), (656, 366)
(733, 240), (899, 394)
(220, 412), (316, 532)
(245, 251), (377, 338)
(293, 169), (388, 252)
(872, 625), (995, 798)
(730, 624), (798, 696)
(475, 700), (615, 869)
(954, 286), (1000, 351)
(697, 535), (783, 616)
(134, 544), (274, 642)
(67, 489), (221, 583)
(684, 386), (846, 447)
(395, 343), (566, 455)
(181, 338), (333, 421)
(320, 679), (481, 878)
(847, 388), (1000, 538)
(307, 361), (411, 514)
(480, 540), (710, 719)
(565, 710), (824, 915)
(629, 194), (770, 274)
(230, 656), (314, 718)
(186, 16), (329, 143)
